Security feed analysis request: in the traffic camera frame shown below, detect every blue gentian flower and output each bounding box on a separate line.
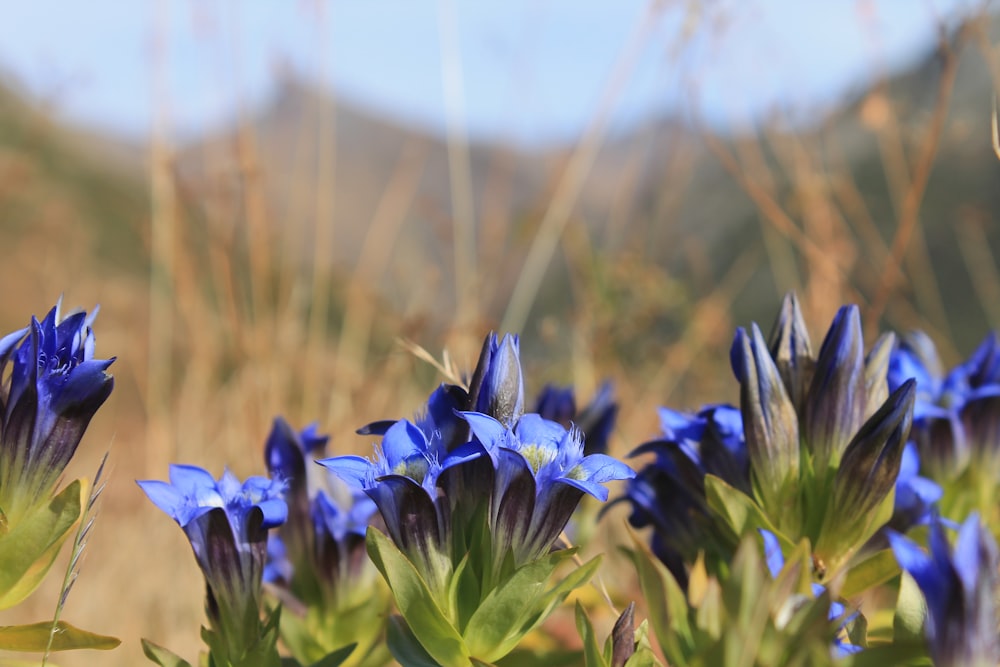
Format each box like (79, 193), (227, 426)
(320, 419), (482, 593)
(138, 465), (286, 659)
(760, 530), (862, 658)
(888, 443), (942, 532)
(536, 382), (619, 456)
(460, 411), (634, 566)
(0, 303), (114, 522)
(263, 417), (377, 605)
(889, 513), (1000, 667)
(889, 330), (1000, 479)
(623, 404), (747, 585)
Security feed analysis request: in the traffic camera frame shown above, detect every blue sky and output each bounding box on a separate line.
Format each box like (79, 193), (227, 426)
(0, 0), (983, 144)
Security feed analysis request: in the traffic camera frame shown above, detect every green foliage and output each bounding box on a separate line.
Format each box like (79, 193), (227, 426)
(0, 621), (119, 652)
(628, 530), (857, 667)
(368, 525), (601, 666)
(0, 480), (83, 611)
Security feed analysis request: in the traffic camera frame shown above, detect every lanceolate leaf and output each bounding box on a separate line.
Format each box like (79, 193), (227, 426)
(366, 529), (468, 667)
(0, 621), (118, 652)
(464, 549), (598, 661)
(0, 480), (84, 610)
(704, 475), (784, 545)
(140, 638), (193, 667)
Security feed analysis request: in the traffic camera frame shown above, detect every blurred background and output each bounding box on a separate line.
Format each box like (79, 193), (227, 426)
(0, 0), (998, 664)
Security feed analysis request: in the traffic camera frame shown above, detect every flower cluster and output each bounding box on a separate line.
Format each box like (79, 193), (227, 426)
(626, 293), (916, 582)
(321, 332), (634, 664)
(888, 330), (1000, 525)
(262, 417), (386, 666)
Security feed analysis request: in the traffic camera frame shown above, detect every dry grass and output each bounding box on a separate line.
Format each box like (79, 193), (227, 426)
(0, 3), (997, 665)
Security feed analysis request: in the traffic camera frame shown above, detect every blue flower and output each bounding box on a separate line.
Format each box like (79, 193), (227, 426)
(460, 411), (634, 566)
(888, 443), (942, 532)
(138, 465), (286, 655)
(0, 303), (114, 521)
(320, 419), (482, 593)
(889, 513), (1000, 667)
(263, 417), (377, 606)
(623, 404), (747, 585)
(889, 330), (1000, 479)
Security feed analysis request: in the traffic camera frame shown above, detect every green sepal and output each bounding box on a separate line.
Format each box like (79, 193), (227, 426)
(366, 528), (469, 667)
(815, 489), (896, 580)
(574, 601), (608, 667)
(141, 638), (194, 667)
(463, 549), (600, 662)
(0, 480), (84, 610)
(0, 620), (119, 652)
(624, 621), (662, 667)
(841, 549), (900, 598)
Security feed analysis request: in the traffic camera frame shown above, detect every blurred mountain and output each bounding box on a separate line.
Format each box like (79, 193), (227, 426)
(1, 12), (998, 349)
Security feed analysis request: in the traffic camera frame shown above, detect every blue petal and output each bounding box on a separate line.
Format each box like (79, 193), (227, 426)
(556, 476), (608, 501)
(256, 498), (288, 530)
(0, 326), (28, 360)
(168, 465), (223, 507)
(441, 440), (487, 470)
(889, 530), (949, 614)
(759, 529), (784, 578)
(459, 411), (506, 448)
(137, 480), (186, 520)
(953, 513), (987, 596)
(318, 455), (374, 488)
(381, 420), (427, 465)
(572, 453), (635, 484)
(514, 413), (566, 447)
(658, 407), (705, 442)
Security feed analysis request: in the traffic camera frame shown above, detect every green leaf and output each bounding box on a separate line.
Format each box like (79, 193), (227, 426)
(0, 480), (84, 610)
(0, 620), (118, 652)
(494, 649), (582, 667)
(463, 549), (598, 662)
(893, 571), (927, 644)
(141, 638), (194, 667)
(704, 475), (782, 543)
(574, 601), (608, 667)
(624, 530), (692, 664)
(841, 549), (900, 598)
(841, 641), (930, 667)
(309, 645), (357, 667)
(385, 616), (448, 667)
(366, 529), (468, 667)
(461, 551), (562, 658)
(624, 621), (662, 667)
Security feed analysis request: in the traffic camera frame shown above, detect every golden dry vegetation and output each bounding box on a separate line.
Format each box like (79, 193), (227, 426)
(0, 6), (998, 666)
